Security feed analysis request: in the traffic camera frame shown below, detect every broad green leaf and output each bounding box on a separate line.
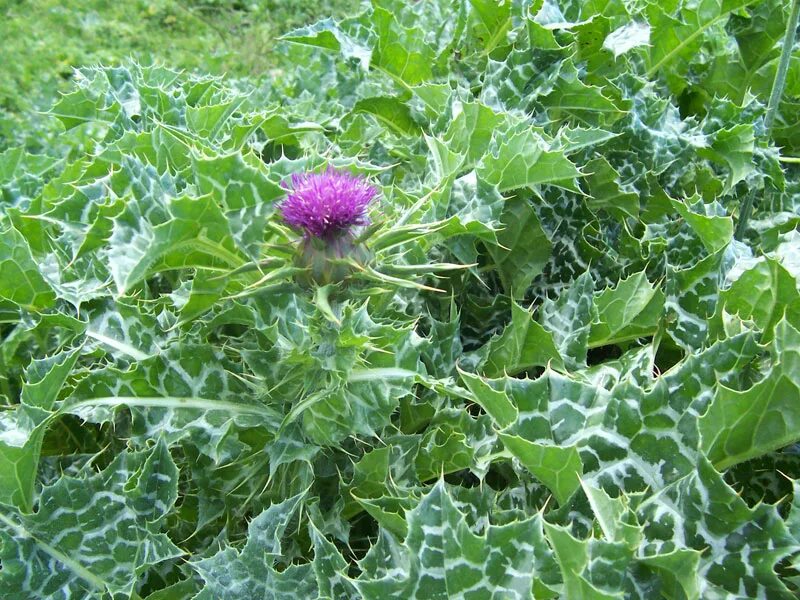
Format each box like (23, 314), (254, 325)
(355, 480), (554, 599)
(478, 331), (761, 497)
(443, 101), (504, 169)
(0, 224), (55, 310)
(476, 300), (564, 377)
(459, 369), (517, 428)
(584, 156), (639, 220)
(372, 7), (436, 85)
(665, 244), (743, 351)
(0, 448), (182, 599)
(581, 482), (641, 549)
(477, 125), (582, 192)
(281, 16), (373, 69)
(713, 257), (800, 342)
(552, 126), (619, 155)
(468, 0), (512, 53)
(589, 271), (663, 348)
(487, 197), (551, 298)
(544, 522), (629, 599)
(697, 124), (755, 192)
(66, 344), (281, 462)
(20, 347), (81, 411)
(637, 458), (797, 598)
(107, 191), (245, 294)
(0, 410), (50, 513)
(193, 494), (316, 599)
(701, 319), (800, 470)
(50, 86), (119, 131)
(499, 434), (583, 505)
(353, 97), (422, 136)
(670, 196), (733, 254)
(0, 348), (82, 511)
(647, 0), (755, 87)
(309, 520), (358, 599)
(0, 148), (63, 206)
(193, 152), (285, 258)
(540, 271), (595, 370)
(542, 61), (629, 127)
(295, 308), (424, 445)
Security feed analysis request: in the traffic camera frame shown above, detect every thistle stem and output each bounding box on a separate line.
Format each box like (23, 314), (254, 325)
(737, 0), (800, 239)
(734, 189), (757, 240)
(764, 0), (800, 138)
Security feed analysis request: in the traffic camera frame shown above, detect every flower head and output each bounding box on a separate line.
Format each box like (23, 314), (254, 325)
(278, 168), (378, 239)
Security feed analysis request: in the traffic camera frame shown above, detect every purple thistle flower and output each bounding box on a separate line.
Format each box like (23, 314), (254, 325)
(278, 168), (378, 239)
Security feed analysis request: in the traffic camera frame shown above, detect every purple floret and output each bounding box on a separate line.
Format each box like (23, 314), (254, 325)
(278, 168), (378, 238)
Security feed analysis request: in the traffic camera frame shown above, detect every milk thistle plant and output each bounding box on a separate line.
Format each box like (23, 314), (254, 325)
(2, 1), (800, 598)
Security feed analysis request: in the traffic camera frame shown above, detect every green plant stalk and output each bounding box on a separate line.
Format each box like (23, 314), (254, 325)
(737, 0), (800, 239)
(735, 189), (757, 240)
(765, 0), (800, 138)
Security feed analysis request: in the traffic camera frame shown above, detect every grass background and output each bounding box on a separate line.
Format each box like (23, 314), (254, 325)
(0, 0), (359, 149)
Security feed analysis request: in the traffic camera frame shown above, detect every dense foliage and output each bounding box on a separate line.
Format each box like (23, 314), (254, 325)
(2, 0), (800, 598)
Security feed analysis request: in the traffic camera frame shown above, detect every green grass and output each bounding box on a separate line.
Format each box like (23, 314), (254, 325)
(0, 0), (360, 149)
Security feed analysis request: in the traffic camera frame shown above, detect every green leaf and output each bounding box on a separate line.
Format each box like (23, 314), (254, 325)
(459, 369), (517, 428)
(0, 347), (82, 511)
(50, 86), (118, 130)
(0, 411), (50, 513)
(543, 521), (629, 599)
(479, 331), (761, 498)
(697, 124), (755, 192)
(193, 494), (317, 599)
(637, 457), (797, 598)
(670, 196), (733, 254)
(309, 520), (358, 600)
(499, 434), (583, 505)
(647, 0), (756, 86)
(477, 125), (582, 192)
(107, 191), (245, 294)
(700, 319), (800, 470)
(372, 7), (436, 85)
(0, 448), (182, 599)
(355, 480), (554, 599)
(67, 344), (281, 462)
(589, 271), (663, 348)
(713, 257), (800, 342)
(468, 0), (512, 53)
(3, 7), (800, 597)
(581, 481), (641, 549)
(584, 156), (639, 220)
(443, 101), (504, 169)
(0, 224), (55, 310)
(540, 271), (596, 370)
(275, 305), (425, 446)
(542, 61), (629, 127)
(282, 16), (372, 69)
(352, 97), (422, 136)
(193, 152), (285, 259)
(476, 300), (564, 377)
(20, 347), (81, 411)
(486, 197), (551, 298)
(665, 245), (739, 351)
(300, 368), (417, 446)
